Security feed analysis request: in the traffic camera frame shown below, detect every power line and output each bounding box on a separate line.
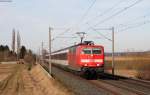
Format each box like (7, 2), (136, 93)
(91, 27), (112, 41)
(85, 22), (112, 41)
(55, 0), (134, 41)
(85, 0), (126, 25)
(56, 36), (77, 38)
(59, 0), (97, 39)
(80, 0), (144, 35)
(52, 0), (144, 44)
(51, 28), (71, 41)
(116, 11), (150, 28)
(77, 0), (97, 26)
(118, 20), (150, 32)
(94, 0), (144, 26)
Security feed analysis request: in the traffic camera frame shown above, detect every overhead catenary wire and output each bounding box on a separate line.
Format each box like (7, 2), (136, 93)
(81, 0), (144, 34)
(91, 27), (112, 41)
(56, 36), (77, 38)
(50, 0), (96, 42)
(72, 0), (126, 35)
(76, 0), (97, 26)
(85, 0), (126, 25)
(52, 0), (146, 52)
(118, 20), (150, 32)
(67, 0), (133, 41)
(51, 0), (97, 42)
(116, 11), (150, 28)
(85, 22), (112, 41)
(51, 28), (71, 41)
(52, 0), (141, 42)
(94, 0), (144, 27)
(115, 11), (150, 31)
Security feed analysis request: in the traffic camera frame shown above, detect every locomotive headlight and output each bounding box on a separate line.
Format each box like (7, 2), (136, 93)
(84, 64), (88, 66)
(97, 64), (100, 66)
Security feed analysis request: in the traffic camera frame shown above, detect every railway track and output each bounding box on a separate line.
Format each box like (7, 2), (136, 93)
(96, 74), (150, 95)
(98, 73), (150, 95)
(42, 63), (118, 95)
(119, 78), (150, 90)
(42, 61), (150, 95)
(50, 65), (118, 95)
(96, 79), (149, 95)
(41, 62), (150, 95)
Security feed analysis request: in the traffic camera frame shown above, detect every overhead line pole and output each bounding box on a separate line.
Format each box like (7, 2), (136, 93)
(49, 27), (52, 75)
(38, 47), (41, 63)
(112, 27), (115, 75)
(41, 42), (44, 64)
(93, 27), (115, 75)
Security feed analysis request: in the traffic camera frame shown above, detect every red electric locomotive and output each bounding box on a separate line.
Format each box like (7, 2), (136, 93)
(68, 41), (104, 74)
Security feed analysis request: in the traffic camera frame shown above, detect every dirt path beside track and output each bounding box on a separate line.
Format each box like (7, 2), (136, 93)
(0, 63), (74, 95)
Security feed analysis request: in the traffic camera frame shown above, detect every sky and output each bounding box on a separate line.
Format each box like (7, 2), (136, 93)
(0, 0), (150, 52)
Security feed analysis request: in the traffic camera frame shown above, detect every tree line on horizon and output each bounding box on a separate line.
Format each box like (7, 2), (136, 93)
(0, 45), (36, 63)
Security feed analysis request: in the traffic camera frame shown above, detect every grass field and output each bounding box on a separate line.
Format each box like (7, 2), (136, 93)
(105, 55), (150, 80)
(0, 63), (75, 95)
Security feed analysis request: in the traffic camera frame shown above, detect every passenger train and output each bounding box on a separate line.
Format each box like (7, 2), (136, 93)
(51, 41), (105, 76)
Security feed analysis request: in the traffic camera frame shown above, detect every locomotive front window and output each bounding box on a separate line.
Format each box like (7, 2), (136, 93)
(82, 48), (91, 54)
(92, 48), (102, 54)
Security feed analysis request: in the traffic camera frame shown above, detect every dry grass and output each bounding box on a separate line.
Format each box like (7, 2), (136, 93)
(30, 64), (75, 95)
(105, 55), (150, 80)
(0, 63), (75, 95)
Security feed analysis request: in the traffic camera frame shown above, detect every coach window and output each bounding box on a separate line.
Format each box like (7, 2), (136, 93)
(70, 48), (73, 53)
(72, 47), (76, 53)
(92, 48), (102, 54)
(82, 48), (91, 54)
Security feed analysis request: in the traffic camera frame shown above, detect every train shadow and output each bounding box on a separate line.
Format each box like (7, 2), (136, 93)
(82, 73), (128, 80)
(80, 71), (98, 80)
(97, 73), (128, 80)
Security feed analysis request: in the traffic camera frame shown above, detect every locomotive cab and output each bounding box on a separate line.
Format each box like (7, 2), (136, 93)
(79, 45), (104, 73)
(68, 41), (104, 74)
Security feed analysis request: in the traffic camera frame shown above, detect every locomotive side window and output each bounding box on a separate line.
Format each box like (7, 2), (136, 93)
(82, 48), (91, 54)
(72, 47), (76, 53)
(92, 48), (102, 54)
(70, 48), (73, 53)
(70, 47), (76, 53)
